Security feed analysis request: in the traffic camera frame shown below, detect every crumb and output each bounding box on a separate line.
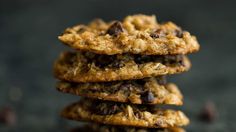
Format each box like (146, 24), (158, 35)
(199, 101), (218, 122)
(0, 106), (16, 126)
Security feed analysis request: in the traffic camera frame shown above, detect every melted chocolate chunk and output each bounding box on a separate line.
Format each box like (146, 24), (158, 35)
(106, 21), (124, 36)
(134, 54), (184, 65)
(141, 91), (155, 103)
(94, 55), (115, 68)
(87, 53), (125, 69)
(150, 29), (165, 39)
(84, 52), (184, 69)
(135, 79), (146, 86)
(175, 29), (184, 38)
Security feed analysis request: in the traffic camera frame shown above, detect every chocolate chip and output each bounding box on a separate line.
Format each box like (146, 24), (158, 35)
(92, 54), (126, 69)
(0, 107), (16, 126)
(134, 54), (184, 66)
(134, 55), (151, 64)
(175, 29), (184, 38)
(135, 79), (146, 86)
(141, 91), (155, 103)
(106, 21), (124, 36)
(199, 101), (218, 123)
(94, 55), (114, 68)
(156, 76), (167, 85)
(150, 33), (159, 38)
(150, 29), (165, 39)
(134, 55), (166, 64)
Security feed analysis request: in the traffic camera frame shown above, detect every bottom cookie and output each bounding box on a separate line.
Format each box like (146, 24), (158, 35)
(61, 99), (189, 128)
(70, 124), (185, 132)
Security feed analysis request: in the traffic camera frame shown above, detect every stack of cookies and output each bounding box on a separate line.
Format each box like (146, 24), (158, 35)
(54, 14), (200, 132)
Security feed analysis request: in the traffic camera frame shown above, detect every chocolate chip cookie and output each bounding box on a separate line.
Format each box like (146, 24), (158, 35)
(59, 14), (200, 55)
(57, 77), (183, 105)
(70, 124), (185, 132)
(54, 51), (191, 82)
(61, 99), (190, 128)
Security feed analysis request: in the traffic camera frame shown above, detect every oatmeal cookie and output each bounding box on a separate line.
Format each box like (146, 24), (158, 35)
(58, 14), (199, 55)
(61, 99), (190, 128)
(54, 51), (191, 82)
(57, 77), (183, 105)
(70, 124), (185, 132)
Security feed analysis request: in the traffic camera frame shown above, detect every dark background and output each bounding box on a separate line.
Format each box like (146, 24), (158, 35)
(0, 0), (236, 131)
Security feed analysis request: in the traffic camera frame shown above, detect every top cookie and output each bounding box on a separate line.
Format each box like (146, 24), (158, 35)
(59, 14), (200, 55)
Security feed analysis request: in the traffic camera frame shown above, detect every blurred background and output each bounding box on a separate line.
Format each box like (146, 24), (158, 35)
(0, 0), (236, 131)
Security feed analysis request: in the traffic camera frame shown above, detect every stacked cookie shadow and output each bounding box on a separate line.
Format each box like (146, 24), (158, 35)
(54, 14), (200, 132)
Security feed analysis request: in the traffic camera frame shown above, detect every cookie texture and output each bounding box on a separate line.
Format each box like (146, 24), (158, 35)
(58, 14), (199, 55)
(70, 124), (185, 132)
(54, 51), (191, 82)
(57, 77), (183, 105)
(61, 99), (190, 128)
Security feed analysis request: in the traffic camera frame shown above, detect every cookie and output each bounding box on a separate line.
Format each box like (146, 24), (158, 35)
(61, 99), (190, 128)
(54, 51), (191, 82)
(56, 77), (183, 105)
(58, 14), (200, 55)
(70, 124), (185, 132)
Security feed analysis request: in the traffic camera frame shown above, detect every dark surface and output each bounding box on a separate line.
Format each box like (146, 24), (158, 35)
(0, 0), (236, 131)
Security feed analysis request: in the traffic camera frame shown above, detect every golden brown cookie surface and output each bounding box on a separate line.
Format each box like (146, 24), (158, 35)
(61, 99), (190, 128)
(54, 51), (191, 82)
(57, 77), (183, 105)
(59, 14), (199, 55)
